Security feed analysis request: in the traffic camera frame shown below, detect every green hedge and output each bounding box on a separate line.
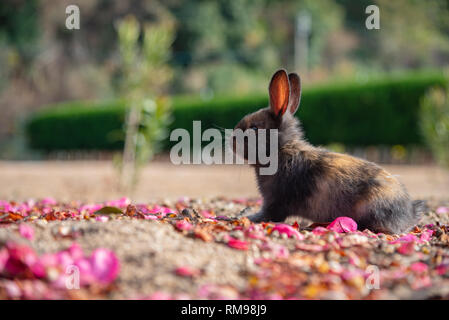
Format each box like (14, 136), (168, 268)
(26, 72), (448, 151)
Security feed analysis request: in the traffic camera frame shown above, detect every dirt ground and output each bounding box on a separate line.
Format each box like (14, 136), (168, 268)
(1, 161), (449, 202)
(1, 197), (449, 299)
(1, 161), (449, 300)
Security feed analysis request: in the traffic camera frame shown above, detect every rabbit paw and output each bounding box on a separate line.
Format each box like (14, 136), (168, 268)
(246, 211), (266, 223)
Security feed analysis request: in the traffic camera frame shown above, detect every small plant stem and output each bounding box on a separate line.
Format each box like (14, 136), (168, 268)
(120, 103), (141, 193)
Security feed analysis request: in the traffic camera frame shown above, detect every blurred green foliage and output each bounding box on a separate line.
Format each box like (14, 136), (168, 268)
(420, 86), (449, 167)
(26, 72), (448, 152)
(0, 0), (39, 61)
(3, 0), (449, 161)
(2, 0), (449, 95)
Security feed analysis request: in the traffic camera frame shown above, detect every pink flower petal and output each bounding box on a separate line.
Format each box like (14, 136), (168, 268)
(89, 248), (120, 284)
(39, 255), (58, 275)
(233, 198), (247, 204)
(19, 224), (35, 240)
(341, 269), (364, 281)
(0, 200), (11, 210)
(173, 293), (191, 300)
(146, 291), (172, 300)
(162, 207), (175, 214)
(56, 251), (75, 268)
(79, 204), (103, 213)
(261, 242), (289, 259)
(389, 234), (418, 244)
(272, 223), (304, 240)
(1, 241), (121, 291)
(201, 210), (214, 219)
(41, 197), (57, 205)
(17, 204), (31, 215)
(75, 257), (95, 286)
(412, 275), (432, 290)
(312, 226), (329, 236)
(95, 216), (109, 222)
(296, 243), (328, 252)
(397, 242), (415, 255)
(67, 243), (84, 260)
(246, 225), (266, 240)
(175, 220), (193, 231)
(436, 206), (449, 214)
(106, 197), (130, 208)
(175, 266), (198, 277)
(327, 217), (357, 233)
(4, 242), (39, 276)
(197, 284), (239, 299)
(410, 262), (428, 273)
(435, 264), (449, 275)
(148, 205), (167, 214)
(4, 281), (21, 298)
(178, 196), (190, 203)
(228, 238), (248, 250)
(29, 259), (46, 278)
(0, 248), (9, 271)
(419, 229), (434, 243)
(347, 252), (361, 266)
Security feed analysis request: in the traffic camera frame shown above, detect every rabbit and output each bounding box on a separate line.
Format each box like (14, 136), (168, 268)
(232, 69), (426, 234)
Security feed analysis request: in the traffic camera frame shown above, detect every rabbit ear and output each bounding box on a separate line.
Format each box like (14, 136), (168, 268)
(269, 69), (290, 117)
(287, 73), (301, 115)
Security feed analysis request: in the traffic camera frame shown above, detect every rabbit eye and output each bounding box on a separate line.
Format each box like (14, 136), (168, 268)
(249, 125), (258, 131)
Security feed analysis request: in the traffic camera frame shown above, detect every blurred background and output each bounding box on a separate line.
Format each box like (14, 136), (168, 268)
(0, 0), (449, 202)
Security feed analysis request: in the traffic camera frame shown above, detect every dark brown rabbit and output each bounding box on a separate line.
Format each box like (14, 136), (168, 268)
(232, 69), (425, 234)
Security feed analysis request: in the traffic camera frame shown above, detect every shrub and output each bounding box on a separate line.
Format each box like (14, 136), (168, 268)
(25, 72), (448, 152)
(26, 100), (126, 151)
(420, 86), (449, 167)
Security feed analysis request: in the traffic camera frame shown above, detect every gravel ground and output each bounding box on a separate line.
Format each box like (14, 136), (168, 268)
(1, 197), (449, 300)
(0, 220), (247, 299)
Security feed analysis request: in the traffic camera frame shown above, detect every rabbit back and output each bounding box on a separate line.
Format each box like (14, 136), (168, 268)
(257, 149), (420, 234)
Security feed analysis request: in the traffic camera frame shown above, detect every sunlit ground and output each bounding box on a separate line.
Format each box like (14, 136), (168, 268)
(0, 160), (448, 203)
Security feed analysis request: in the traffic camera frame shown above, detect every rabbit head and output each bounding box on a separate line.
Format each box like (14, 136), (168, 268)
(232, 69), (304, 166)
